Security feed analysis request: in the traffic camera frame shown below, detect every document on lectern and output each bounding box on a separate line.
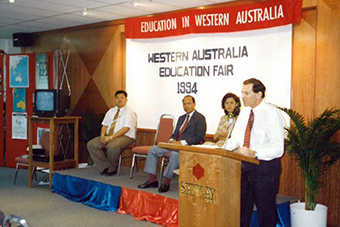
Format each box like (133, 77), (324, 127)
(192, 143), (220, 149)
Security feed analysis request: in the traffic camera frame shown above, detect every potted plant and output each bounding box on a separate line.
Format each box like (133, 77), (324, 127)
(279, 107), (340, 227)
(79, 110), (104, 166)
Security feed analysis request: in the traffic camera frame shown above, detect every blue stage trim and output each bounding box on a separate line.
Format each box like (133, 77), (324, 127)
(276, 201), (291, 227)
(52, 172), (291, 226)
(250, 201), (291, 227)
(52, 173), (121, 212)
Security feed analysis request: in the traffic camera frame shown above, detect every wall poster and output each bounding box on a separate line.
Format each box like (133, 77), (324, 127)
(13, 88), (26, 112)
(12, 112), (27, 140)
(36, 53), (49, 89)
(10, 55), (29, 88)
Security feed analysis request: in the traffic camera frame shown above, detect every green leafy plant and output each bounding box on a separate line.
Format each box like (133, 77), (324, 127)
(79, 110), (104, 165)
(278, 107), (340, 210)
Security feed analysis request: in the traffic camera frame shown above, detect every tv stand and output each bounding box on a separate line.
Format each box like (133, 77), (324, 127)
(28, 116), (81, 190)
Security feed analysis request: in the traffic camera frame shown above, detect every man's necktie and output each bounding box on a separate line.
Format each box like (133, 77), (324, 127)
(243, 110), (254, 148)
(108, 109), (120, 136)
(177, 114), (189, 141)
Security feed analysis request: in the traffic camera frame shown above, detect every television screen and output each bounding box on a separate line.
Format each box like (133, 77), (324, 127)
(34, 89), (70, 117)
(35, 91), (54, 111)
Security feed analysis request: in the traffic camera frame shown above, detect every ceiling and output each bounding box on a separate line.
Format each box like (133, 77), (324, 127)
(0, 0), (234, 39)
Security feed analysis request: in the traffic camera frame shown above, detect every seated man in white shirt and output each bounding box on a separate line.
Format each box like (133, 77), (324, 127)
(87, 90), (136, 176)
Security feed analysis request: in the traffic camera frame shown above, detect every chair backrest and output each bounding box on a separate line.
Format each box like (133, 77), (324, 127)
(40, 131), (50, 155)
(40, 131), (61, 156)
(154, 114), (175, 145)
(134, 112), (138, 139)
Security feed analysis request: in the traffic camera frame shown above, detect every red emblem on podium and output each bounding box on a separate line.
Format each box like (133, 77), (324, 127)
(193, 163), (204, 180)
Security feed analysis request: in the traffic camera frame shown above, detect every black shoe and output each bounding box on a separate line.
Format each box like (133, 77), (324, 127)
(138, 180), (159, 188)
(103, 170), (117, 176)
(100, 168), (109, 175)
(158, 183), (170, 193)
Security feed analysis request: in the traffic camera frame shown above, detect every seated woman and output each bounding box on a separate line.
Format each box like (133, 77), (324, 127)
(213, 93), (241, 147)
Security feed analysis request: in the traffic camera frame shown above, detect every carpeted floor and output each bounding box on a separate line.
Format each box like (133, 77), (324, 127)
(0, 165), (300, 227)
(54, 164), (180, 199)
(0, 166), (156, 227)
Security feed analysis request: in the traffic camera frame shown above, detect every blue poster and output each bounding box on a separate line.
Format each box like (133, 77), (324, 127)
(13, 88), (26, 112)
(10, 55), (29, 88)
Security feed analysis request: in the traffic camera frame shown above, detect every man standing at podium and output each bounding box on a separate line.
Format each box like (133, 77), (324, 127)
(87, 90), (136, 176)
(138, 95), (206, 193)
(225, 78), (284, 227)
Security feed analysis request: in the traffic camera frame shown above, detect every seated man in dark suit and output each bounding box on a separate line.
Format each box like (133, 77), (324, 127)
(138, 95), (207, 193)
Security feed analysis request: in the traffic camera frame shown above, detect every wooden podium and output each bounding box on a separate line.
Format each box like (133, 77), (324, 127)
(158, 142), (259, 227)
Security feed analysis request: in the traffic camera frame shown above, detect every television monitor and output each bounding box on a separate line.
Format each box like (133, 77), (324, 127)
(34, 89), (70, 117)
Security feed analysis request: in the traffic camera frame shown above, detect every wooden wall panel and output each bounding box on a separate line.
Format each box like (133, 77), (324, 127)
(91, 25), (125, 108)
(279, 9), (317, 199)
(28, 30), (66, 52)
(303, 0), (317, 8)
(315, 1), (340, 225)
(25, 23), (125, 115)
(291, 9), (317, 119)
(66, 43), (92, 112)
(315, 0), (340, 112)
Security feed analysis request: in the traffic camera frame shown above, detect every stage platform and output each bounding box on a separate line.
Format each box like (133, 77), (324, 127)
(52, 166), (298, 227)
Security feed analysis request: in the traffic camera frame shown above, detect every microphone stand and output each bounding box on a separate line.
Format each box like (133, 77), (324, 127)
(223, 113), (236, 150)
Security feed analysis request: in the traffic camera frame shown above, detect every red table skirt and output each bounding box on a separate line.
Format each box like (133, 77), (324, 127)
(117, 187), (178, 227)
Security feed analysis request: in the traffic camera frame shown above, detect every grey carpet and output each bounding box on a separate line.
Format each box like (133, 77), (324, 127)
(54, 165), (179, 199)
(0, 165), (299, 227)
(0, 166), (157, 227)
(54, 166), (298, 204)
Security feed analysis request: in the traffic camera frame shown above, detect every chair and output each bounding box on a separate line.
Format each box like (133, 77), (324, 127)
(116, 112), (137, 176)
(159, 152), (171, 183)
(130, 114), (175, 180)
(3, 214), (29, 227)
(13, 131), (51, 185)
(117, 142), (136, 176)
(13, 155), (37, 185)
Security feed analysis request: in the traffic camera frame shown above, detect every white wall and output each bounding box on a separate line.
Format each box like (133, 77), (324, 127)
(0, 39), (21, 54)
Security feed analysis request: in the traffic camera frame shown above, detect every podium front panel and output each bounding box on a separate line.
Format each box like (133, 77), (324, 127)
(179, 150), (241, 227)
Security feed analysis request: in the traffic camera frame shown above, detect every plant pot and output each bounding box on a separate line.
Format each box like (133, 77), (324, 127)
(290, 202), (327, 227)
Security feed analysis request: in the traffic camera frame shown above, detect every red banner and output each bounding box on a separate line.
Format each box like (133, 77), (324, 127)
(125, 0), (302, 39)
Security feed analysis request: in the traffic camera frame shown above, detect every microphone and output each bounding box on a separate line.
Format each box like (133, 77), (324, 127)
(223, 113), (236, 150)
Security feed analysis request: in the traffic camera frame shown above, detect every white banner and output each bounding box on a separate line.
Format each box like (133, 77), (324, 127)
(126, 25), (291, 133)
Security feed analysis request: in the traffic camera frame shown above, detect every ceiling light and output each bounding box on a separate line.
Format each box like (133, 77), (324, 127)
(131, 0), (152, 6)
(82, 8), (88, 16)
(131, 1), (139, 7)
(9, 0), (15, 3)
